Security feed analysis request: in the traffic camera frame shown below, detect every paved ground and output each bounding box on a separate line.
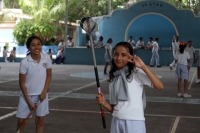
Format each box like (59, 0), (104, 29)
(0, 62), (200, 133)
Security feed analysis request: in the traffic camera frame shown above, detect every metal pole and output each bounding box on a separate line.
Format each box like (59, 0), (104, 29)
(108, 0), (111, 15)
(64, 0), (68, 48)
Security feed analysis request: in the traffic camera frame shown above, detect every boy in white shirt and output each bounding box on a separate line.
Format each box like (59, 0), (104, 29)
(170, 36), (179, 70)
(136, 37), (145, 49)
(150, 38), (161, 67)
(145, 37), (154, 50)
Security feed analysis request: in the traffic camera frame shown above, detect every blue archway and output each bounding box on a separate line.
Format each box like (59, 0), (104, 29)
(127, 13), (177, 47)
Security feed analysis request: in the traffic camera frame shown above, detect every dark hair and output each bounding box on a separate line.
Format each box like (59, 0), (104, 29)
(155, 38), (159, 41)
(49, 49), (51, 52)
(109, 42), (134, 82)
(3, 46), (6, 49)
(13, 47), (16, 50)
(139, 37), (143, 40)
(179, 42), (187, 54)
(26, 36), (42, 55)
(130, 36), (133, 38)
(99, 36), (103, 41)
(107, 38), (112, 43)
(149, 37), (153, 40)
(26, 36), (42, 49)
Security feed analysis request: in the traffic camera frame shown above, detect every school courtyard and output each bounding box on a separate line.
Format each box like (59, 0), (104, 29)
(0, 63), (200, 133)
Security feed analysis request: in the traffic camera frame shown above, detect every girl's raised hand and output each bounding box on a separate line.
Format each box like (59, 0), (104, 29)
(126, 54), (146, 68)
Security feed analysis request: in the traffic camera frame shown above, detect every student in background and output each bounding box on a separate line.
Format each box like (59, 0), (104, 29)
(3, 46), (9, 62)
(185, 40), (196, 81)
(47, 49), (53, 60)
(170, 36), (180, 70)
(194, 49), (200, 83)
(136, 37), (145, 49)
(9, 47), (16, 62)
(104, 38), (113, 75)
(54, 47), (65, 64)
(175, 42), (191, 98)
(150, 38), (162, 67)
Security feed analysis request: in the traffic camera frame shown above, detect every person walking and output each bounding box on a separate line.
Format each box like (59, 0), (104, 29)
(150, 38), (162, 67)
(104, 38), (113, 74)
(170, 36), (180, 70)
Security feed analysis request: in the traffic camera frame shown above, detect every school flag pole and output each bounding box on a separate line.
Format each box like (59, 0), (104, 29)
(80, 17), (106, 129)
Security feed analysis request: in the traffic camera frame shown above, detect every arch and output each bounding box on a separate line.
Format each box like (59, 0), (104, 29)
(125, 12), (179, 44)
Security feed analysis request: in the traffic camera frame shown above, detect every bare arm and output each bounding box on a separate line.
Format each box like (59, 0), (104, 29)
(19, 74), (34, 109)
(40, 68), (52, 101)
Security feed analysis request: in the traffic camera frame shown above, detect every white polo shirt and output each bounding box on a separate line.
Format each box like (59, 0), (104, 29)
(172, 41), (179, 52)
(152, 41), (159, 52)
(136, 41), (144, 49)
(19, 53), (52, 95)
(111, 68), (152, 121)
(175, 51), (190, 65)
(185, 46), (195, 59)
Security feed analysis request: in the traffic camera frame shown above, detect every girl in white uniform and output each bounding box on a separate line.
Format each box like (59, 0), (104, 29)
(104, 38), (113, 74)
(96, 42), (163, 133)
(175, 42), (191, 98)
(16, 36), (52, 133)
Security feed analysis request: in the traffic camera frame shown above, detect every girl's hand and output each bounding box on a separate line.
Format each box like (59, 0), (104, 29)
(126, 54), (146, 68)
(40, 92), (46, 102)
(28, 101), (35, 111)
(96, 93), (105, 105)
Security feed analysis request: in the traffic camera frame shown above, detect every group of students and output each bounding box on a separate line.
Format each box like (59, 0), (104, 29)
(16, 35), (164, 133)
(86, 36), (104, 48)
(3, 46), (16, 62)
(15, 34), (200, 133)
(127, 36), (154, 50)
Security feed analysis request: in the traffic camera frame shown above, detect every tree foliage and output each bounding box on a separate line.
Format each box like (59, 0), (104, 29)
(13, 20), (56, 45)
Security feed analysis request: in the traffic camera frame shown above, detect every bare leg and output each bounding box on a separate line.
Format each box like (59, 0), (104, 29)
(178, 78), (182, 93)
(104, 62), (109, 74)
(188, 66), (190, 80)
(35, 116), (44, 133)
(16, 118), (26, 133)
(184, 79), (188, 93)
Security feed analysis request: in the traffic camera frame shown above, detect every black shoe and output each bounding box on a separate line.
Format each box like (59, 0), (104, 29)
(150, 65), (154, 67)
(157, 66), (162, 67)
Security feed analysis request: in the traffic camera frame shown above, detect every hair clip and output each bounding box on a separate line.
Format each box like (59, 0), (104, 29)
(180, 42), (186, 46)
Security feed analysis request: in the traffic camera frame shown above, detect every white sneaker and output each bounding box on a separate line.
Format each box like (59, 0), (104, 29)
(169, 65), (172, 70)
(183, 93), (192, 98)
(177, 93), (182, 97)
(195, 79), (200, 84)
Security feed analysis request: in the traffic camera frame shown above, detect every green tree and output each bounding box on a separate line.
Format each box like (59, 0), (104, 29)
(13, 20), (56, 45)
